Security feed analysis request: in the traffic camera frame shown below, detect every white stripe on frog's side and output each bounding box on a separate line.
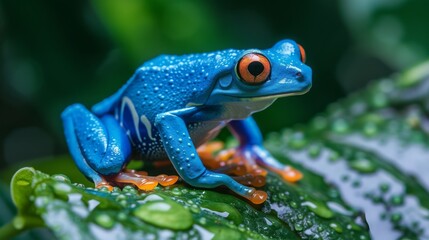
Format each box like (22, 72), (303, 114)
(140, 115), (155, 141)
(120, 96), (155, 143)
(120, 96), (143, 142)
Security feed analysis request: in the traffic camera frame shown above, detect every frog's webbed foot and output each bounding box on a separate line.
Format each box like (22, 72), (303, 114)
(103, 169), (179, 191)
(198, 142), (267, 187)
(198, 141), (302, 183)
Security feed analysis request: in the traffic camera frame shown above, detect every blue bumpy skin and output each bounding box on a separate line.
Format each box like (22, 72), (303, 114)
(62, 39), (312, 204)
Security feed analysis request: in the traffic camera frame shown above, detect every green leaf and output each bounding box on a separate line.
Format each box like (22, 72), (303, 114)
(11, 167), (49, 215)
(266, 62), (429, 239)
(6, 168), (304, 239)
(4, 164), (371, 239)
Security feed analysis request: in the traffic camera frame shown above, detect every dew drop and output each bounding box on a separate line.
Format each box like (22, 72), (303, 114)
(379, 183), (390, 193)
(95, 213), (115, 229)
(16, 180), (30, 186)
(294, 223), (303, 231)
(133, 200), (193, 230)
(53, 182), (72, 195)
(390, 195), (404, 206)
(390, 213), (402, 223)
(332, 118), (349, 134)
(301, 201), (334, 219)
(349, 158), (377, 174)
(308, 144), (322, 158)
(329, 222), (343, 233)
(288, 132), (307, 149)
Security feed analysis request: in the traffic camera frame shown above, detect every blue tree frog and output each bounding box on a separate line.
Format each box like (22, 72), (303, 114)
(62, 39), (312, 204)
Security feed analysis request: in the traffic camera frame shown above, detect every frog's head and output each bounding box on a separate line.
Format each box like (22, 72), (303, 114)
(205, 39), (312, 107)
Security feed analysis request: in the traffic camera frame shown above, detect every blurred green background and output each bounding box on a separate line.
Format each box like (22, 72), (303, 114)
(1, 0), (428, 174)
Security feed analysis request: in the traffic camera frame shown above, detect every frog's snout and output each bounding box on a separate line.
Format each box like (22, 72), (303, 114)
(295, 71), (304, 82)
(283, 65), (310, 83)
(285, 64), (312, 93)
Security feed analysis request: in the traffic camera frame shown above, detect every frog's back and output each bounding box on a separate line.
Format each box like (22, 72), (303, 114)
(120, 51), (239, 121)
(109, 50), (240, 159)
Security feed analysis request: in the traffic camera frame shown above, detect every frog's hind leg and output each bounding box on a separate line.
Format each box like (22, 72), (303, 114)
(62, 103), (132, 188)
(62, 104), (178, 191)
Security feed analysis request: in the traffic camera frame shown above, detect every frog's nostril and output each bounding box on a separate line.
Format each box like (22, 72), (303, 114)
(296, 72), (304, 81)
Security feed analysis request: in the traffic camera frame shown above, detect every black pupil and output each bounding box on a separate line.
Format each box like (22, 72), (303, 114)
(248, 61), (264, 77)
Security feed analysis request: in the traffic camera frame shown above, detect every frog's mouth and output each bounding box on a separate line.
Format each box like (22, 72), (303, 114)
(225, 83), (311, 102)
(248, 86), (311, 101)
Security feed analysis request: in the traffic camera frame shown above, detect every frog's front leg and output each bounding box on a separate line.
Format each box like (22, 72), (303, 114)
(154, 108), (267, 204)
(228, 117), (303, 182)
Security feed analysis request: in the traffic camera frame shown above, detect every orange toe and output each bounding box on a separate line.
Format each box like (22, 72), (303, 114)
(96, 181), (114, 191)
(156, 174), (179, 186)
(277, 167), (303, 182)
(245, 189), (267, 204)
(134, 179), (159, 191)
(113, 172), (159, 191)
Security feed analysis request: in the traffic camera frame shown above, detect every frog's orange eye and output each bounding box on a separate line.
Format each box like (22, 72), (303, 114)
(236, 53), (271, 85)
(298, 44), (306, 63)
